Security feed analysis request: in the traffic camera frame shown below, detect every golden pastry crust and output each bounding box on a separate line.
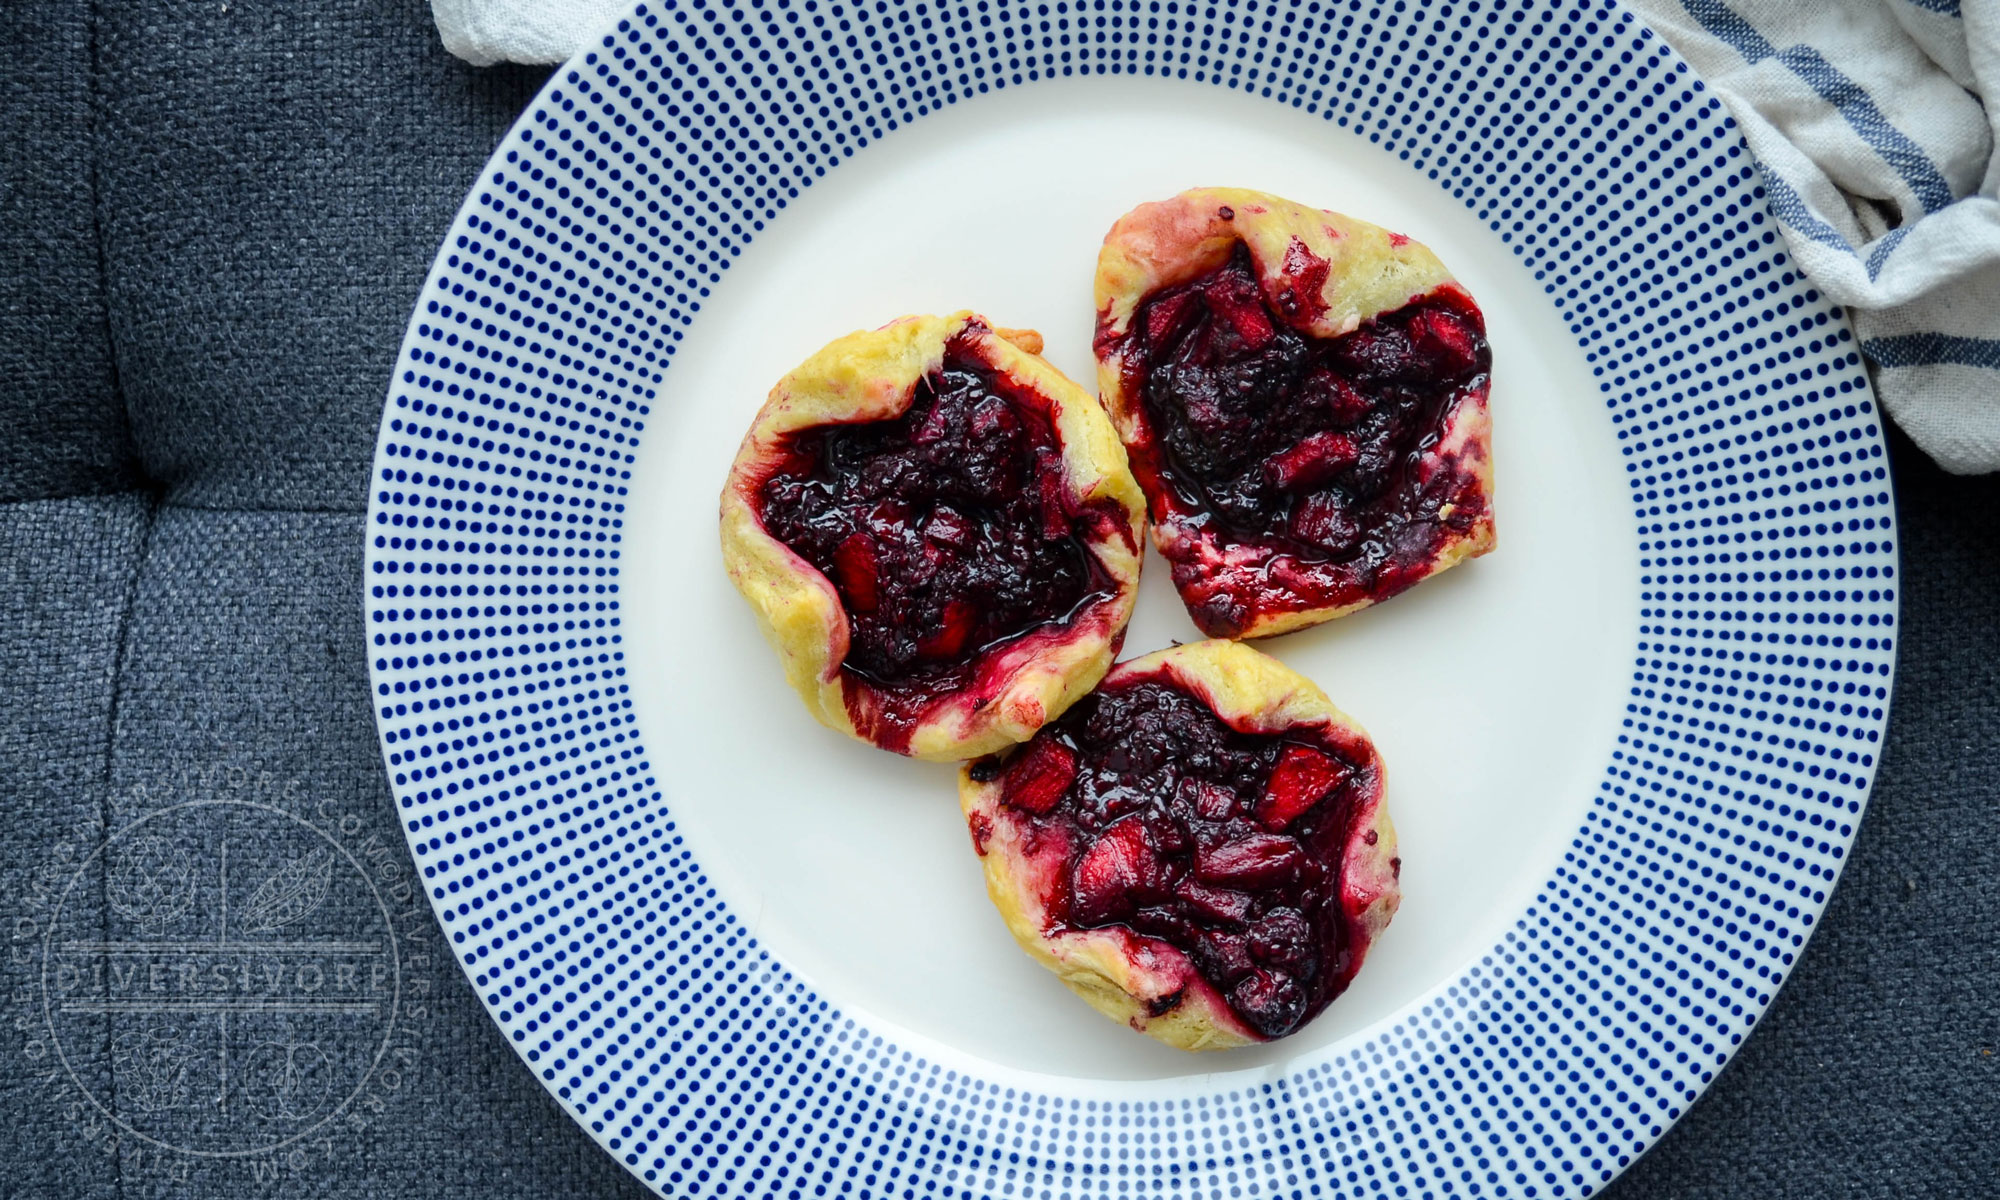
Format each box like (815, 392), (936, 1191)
(1096, 186), (1458, 346)
(1094, 187), (1496, 639)
(960, 640), (1400, 1050)
(720, 312), (1146, 761)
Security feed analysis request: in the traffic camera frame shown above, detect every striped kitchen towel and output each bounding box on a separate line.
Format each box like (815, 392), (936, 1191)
(1627, 0), (2000, 473)
(430, 0), (2000, 473)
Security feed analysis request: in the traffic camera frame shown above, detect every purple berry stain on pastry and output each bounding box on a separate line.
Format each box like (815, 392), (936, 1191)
(757, 331), (1124, 750)
(1108, 243), (1491, 636)
(1094, 189), (1498, 640)
(972, 668), (1385, 1040)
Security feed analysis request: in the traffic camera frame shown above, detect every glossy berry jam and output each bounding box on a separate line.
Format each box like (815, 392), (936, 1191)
(971, 674), (1380, 1039)
(760, 335), (1111, 699)
(1123, 243), (1490, 633)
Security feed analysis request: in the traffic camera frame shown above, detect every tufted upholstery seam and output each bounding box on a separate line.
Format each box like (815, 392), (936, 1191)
(87, 7), (132, 1188)
(84, 0), (147, 512)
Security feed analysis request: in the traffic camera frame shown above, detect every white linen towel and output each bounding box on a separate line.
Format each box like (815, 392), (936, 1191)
(432, 0), (2000, 473)
(431, 0), (626, 67)
(1625, 0), (2000, 473)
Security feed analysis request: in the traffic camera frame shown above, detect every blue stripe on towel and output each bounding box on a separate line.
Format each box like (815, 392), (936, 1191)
(1682, 0), (1776, 58)
(1903, 0), (1961, 17)
(1681, 0), (1957, 214)
(1862, 334), (2000, 370)
(1761, 171), (1861, 254)
(1865, 226), (1912, 279)
(1774, 45), (1956, 213)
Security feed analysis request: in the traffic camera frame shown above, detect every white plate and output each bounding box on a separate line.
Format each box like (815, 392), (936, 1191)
(367, 2), (1899, 1194)
(623, 76), (1638, 1079)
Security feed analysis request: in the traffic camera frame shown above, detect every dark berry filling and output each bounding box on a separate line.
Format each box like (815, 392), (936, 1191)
(1122, 243), (1490, 628)
(760, 334), (1112, 711)
(978, 675), (1378, 1040)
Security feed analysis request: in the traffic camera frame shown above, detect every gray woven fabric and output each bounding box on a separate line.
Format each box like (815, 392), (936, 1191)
(0, 1), (1993, 1196)
(2, 4), (642, 1197)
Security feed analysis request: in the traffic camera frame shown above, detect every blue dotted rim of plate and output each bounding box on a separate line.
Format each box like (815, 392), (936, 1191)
(364, 0), (1900, 1195)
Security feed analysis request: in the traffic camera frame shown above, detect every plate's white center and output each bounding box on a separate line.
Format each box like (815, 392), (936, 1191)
(622, 77), (1637, 1081)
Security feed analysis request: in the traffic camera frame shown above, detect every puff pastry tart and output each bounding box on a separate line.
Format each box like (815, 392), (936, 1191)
(1094, 187), (1495, 639)
(960, 640), (1398, 1050)
(721, 312), (1146, 761)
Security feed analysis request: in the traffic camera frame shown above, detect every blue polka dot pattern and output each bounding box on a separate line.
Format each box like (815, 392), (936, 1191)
(366, 1), (1898, 1195)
